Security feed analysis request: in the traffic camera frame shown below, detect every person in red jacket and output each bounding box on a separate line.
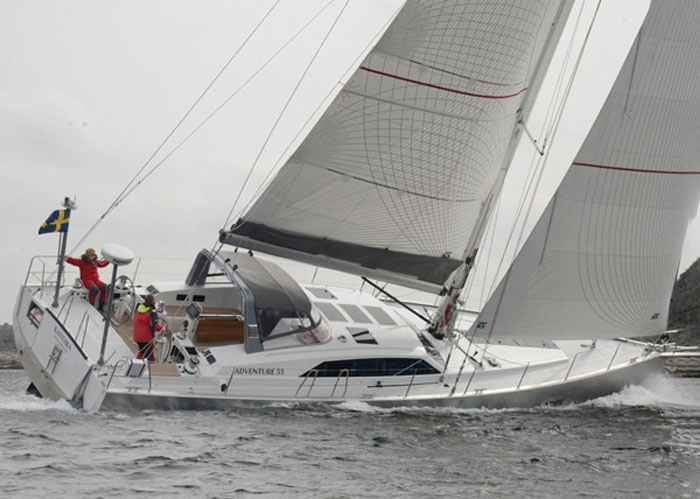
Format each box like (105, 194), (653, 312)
(65, 247), (109, 309)
(133, 294), (163, 361)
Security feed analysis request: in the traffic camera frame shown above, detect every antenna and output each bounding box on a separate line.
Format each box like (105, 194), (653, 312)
(62, 196), (78, 210)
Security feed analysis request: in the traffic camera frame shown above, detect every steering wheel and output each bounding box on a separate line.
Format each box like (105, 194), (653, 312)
(111, 275), (136, 326)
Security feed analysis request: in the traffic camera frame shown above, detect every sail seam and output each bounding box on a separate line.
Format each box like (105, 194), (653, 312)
(342, 89), (500, 122)
(318, 165), (478, 203)
(359, 66), (527, 99)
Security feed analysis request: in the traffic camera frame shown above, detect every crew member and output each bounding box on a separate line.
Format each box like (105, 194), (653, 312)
(133, 294), (163, 362)
(65, 248), (109, 309)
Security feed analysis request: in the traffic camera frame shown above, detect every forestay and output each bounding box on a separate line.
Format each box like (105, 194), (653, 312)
(472, 0), (700, 340)
(221, 0), (573, 292)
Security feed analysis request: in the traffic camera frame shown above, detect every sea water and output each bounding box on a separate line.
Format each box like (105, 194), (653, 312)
(1, 370), (698, 498)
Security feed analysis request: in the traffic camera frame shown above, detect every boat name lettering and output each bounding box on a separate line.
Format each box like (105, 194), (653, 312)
(53, 326), (72, 352)
(234, 367), (284, 376)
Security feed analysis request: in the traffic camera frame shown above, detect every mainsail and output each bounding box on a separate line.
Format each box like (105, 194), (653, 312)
(221, 0), (574, 292)
(472, 0), (700, 340)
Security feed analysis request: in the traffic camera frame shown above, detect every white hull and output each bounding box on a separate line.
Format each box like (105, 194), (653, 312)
(13, 281), (668, 412)
(97, 355), (663, 411)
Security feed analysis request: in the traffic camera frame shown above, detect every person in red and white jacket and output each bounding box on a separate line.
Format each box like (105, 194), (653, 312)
(65, 247), (109, 309)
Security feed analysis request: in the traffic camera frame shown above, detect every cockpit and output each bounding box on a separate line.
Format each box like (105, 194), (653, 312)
(182, 249), (330, 353)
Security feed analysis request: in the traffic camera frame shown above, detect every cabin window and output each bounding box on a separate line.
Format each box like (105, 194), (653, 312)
(339, 304), (372, 323)
(363, 306), (396, 325)
(302, 358), (439, 377)
(257, 309), (313, 339)
(315, 302), (346, 322)
(27, 301), (43, 328)
(256, 305), (331, 349)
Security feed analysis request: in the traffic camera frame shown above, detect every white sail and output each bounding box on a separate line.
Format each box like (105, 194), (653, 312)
(472, 0), (700, 341)
(221, 0), (573, 292)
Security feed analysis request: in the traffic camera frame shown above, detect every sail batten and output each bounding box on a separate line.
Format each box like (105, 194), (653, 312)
(222, 0), (573, 291)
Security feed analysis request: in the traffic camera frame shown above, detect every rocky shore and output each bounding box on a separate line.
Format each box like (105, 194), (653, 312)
(0, 323), (21, 369)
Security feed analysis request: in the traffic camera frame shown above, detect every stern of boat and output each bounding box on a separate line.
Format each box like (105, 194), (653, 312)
(13, 285), (100, 403)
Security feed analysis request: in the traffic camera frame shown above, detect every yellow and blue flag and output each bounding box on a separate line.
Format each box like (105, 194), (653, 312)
(38, 209), (71, 234)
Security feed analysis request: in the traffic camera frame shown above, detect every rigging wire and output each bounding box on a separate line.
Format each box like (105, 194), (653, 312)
(474, 1), (604, 355)
(214, 0), (352, 255)
(461, 2), (588, 311)
(68, 1), (282, 255)
(508, 0), (603, 262)
(466, 0), (598, 307)
(116, 0), (337, 209)
(228, 2), (404, 229)
(535, 1), (586, 147)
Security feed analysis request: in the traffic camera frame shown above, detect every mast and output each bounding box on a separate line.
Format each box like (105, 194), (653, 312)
(428, 0), (575, 339)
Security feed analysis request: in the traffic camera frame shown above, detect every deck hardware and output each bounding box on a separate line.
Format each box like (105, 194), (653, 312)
(564, 352), (579, 381)
(607, 345), (621, 370)
(404, 369), (417, 399)
(330, 369), (349, 397)
(516, 363), (530, 390)
(295, 369), (319, 397)
(46, 345), (63, 374)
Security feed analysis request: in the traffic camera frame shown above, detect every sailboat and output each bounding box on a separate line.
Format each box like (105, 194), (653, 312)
(12, 0), (700, 411)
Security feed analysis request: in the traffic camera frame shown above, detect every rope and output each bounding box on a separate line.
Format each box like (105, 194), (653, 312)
(467, 0), (603, 357)
(510, 0), (603, 259)
(466, 0), (602, 307)
(228, 2), (404, 232)
(215, 0), (351, 250)
(461, 4), (587, 311)
(69, 1), (281, 255)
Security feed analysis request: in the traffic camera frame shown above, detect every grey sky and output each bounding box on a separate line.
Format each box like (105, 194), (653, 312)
(1, 0), (697, 323)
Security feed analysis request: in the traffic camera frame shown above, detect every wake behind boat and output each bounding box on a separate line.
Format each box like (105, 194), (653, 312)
(13, 0), (700, 410)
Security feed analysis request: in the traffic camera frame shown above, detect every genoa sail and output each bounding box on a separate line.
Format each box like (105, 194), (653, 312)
(471, 0), (700, 341)
(221, 0), (574, 292)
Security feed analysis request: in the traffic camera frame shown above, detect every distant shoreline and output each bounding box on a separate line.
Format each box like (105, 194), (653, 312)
(0, 323), (19, 369)
(0, 352), (22, 370)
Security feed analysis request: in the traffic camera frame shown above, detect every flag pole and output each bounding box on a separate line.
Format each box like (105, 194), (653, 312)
(49, 196), (76, 308)
(52, 229), (69, 308)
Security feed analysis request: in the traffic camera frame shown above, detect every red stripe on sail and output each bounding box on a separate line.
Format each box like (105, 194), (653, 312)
(573, 161), (700, 175)
(359, 66), (527, 100)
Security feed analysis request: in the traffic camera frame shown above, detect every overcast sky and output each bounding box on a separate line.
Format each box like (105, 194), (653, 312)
(2, 0), (697, 323)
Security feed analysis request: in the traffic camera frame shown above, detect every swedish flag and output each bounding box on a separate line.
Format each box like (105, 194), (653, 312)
(38, 209), (71, 234)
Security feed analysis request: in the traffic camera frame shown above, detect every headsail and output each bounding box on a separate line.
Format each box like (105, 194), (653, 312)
(472, 0), (700, 340)
(221, 0), (574, 292)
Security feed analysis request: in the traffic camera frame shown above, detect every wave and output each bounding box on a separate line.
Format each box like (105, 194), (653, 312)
(586, 374), (700, 410)
(333, 399), (528, 415)
(0, 393), (75, 412)
(331, 376), (700, 415)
